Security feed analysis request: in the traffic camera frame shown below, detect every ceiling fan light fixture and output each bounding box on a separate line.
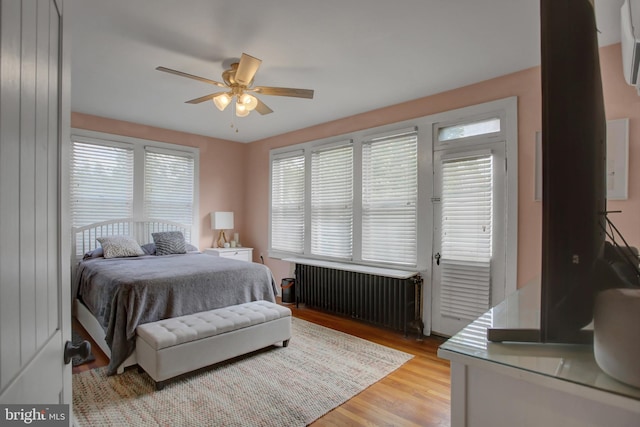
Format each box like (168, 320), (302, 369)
(213, 93), (232, 111)
(157, 52), (313, 117)
(239, 93), (258, 111)
(235, 101), (250, 117)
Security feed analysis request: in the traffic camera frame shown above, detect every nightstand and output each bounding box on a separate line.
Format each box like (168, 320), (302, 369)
(203, 247), (253, 263)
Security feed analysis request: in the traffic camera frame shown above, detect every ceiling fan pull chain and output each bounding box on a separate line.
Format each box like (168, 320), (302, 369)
(230, 105), (239, 133)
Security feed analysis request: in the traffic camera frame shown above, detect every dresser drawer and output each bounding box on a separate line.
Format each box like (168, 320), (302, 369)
(219, 250), (251, 262)
(204, 248), (253, 263)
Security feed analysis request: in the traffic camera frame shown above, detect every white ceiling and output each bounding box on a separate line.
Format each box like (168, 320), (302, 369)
(69, 0), (625, 143)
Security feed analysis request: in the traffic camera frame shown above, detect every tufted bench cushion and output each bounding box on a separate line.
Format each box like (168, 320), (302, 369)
(137, 301), (292, 350)
(136, 300), (291, 389)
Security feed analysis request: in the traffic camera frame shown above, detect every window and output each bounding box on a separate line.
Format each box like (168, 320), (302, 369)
(269, 130), (417, 268)
(270, 152), (305, 253)
(144, 148), (195, 226)
(70, 131), (199, 250)
(439, 152), (494, 321)
(311, 142), (353, 259)
(70, 141), (134, 227)
(362, 128), (418, 265)
(269, 97), (517, 276)
(438, 117), (501, 142)
(441, 153), (493, 263)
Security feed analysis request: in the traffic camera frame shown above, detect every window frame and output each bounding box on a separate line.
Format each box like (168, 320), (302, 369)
(269, 124), (429, 270)
(70, 128), (200, 242)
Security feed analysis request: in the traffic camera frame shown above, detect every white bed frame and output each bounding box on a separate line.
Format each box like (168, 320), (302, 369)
(72, 218), (193, 374)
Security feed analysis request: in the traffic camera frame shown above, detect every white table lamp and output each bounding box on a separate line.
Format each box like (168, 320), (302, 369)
(211, 211), (234, 248)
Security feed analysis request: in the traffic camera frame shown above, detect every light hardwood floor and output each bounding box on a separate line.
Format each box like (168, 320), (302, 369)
(72, 302), (451, 426)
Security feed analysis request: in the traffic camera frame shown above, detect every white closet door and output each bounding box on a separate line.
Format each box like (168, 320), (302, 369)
(0, 0), (71, 405)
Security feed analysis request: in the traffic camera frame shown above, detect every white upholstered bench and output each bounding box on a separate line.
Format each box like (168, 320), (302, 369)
(136, 300), (292, 390)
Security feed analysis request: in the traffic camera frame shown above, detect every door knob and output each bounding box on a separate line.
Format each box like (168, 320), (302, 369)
(64, 339), (91, 365)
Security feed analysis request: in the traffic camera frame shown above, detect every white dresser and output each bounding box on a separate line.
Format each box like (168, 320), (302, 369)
(203, 247), (253, 263)
(438, 281), (640, 427)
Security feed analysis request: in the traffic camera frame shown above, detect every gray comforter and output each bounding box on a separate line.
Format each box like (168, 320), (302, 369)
(74, 253), (277, 375)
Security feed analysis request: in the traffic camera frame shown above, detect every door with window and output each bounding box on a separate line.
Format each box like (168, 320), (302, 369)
(431, 116), (509, 337)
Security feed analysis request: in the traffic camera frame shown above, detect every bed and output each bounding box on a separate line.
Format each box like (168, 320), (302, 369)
(72, 219), (277, 375)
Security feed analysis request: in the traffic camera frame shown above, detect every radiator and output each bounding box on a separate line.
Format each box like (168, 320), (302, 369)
(294, 263), (423, 336)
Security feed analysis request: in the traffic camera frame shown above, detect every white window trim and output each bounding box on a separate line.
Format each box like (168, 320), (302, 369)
(70, 128), (200, 242)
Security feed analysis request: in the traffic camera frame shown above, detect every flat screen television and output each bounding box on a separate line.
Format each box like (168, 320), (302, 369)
(488, 0), (607, 344)
(539, 0), (607, 344)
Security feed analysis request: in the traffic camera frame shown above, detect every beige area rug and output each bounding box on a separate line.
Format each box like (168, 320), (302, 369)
(73, 318), (413, 427)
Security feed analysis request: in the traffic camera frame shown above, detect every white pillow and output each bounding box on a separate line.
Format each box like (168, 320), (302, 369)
(97, 235), (144, 259)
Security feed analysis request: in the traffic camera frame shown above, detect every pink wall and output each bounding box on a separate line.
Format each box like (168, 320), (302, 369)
(600, 45), (640, 242)
(71, 113), (248, 252)
(71, 43), (640, 289)
(245, 43), (640, 288)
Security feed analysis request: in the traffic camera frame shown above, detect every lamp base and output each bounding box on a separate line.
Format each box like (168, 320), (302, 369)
(216, 230), (227, 248)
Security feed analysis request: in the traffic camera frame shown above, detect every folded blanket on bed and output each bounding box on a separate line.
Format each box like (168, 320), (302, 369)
(75, 253), (277, 375)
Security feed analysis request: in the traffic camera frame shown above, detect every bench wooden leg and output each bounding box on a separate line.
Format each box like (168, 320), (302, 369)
(283, 339), (290, 348)
(155, 381), (165, 391)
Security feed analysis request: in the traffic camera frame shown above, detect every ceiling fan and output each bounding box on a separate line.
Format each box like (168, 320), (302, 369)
(156, 53), (314, 117)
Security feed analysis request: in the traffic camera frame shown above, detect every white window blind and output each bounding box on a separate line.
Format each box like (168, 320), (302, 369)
(70, 141), (134, 227)
(440, 153), (493, 320)
(143, 148), (195, 233)
(271, 153), (305, 253)
(362, 129), (418, 265)
(311, 143), (353, 259)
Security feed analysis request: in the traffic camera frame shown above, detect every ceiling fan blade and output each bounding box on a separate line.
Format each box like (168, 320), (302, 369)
(234, 53), (262, 86)
(185, 92), (226, 104)
(251, 86), (314, 99)
(254, 98), (274, 115)
(156, 66), (226, 88)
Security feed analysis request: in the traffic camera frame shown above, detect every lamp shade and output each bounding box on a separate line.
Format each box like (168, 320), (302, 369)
(211, 211), (234, 230)
(213, 93), (232, 111)
(235, 101), (250, 117)
(239, 93), (258, 111)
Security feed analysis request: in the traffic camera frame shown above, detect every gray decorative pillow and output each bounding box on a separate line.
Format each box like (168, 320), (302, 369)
(141, 242), (198, 255)
(152, 231), (187, 256)
(185, 243), (199, 252)
(83, 247), (104, 260)
(140, 243), (156, 255)
(96, 235), (144, 259)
